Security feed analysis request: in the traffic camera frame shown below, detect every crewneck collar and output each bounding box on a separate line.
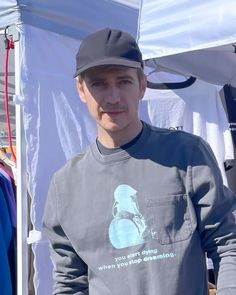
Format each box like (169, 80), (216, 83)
(90, 121), (151, 164)
(96, 123), (144, 155)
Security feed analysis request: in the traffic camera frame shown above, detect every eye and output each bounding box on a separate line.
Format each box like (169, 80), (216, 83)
(90, 81), (106, 88)
(119, 79), (133, 86)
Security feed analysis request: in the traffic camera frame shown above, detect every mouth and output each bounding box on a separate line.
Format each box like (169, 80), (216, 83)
(105, 111), (124, 114)
(101, 109), (126, 115)
(103, 111), (125, 119)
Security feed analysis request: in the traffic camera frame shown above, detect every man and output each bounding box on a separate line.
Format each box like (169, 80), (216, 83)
(43, 28), (236, 295)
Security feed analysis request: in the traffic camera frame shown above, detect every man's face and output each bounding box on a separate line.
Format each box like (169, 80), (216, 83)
(77, 66), (146, 141)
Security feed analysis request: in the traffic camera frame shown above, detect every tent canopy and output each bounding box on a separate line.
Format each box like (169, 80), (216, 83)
(138, 0), (236, 86)
(0, 0), (139, 38)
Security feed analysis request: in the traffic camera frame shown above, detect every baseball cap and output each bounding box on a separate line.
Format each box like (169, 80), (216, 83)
(73, 27), (143, 77)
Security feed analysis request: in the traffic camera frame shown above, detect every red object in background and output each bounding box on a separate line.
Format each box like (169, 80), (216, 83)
(4, 29), (16, 164)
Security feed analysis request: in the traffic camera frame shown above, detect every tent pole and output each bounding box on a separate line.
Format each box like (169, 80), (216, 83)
(15, 36), (28, 295)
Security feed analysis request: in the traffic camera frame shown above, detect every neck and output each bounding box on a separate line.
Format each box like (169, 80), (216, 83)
(97, 120), (143, 148)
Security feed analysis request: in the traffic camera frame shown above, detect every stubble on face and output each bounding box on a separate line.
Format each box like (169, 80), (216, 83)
(77, 66), (146, 147)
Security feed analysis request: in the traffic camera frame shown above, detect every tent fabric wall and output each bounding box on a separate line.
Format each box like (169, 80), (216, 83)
(19, 24), (105, 294)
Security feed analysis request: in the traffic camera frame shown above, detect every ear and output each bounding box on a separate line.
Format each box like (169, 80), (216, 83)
(76, 80), (86, 103)
(139, 74), (147, 101)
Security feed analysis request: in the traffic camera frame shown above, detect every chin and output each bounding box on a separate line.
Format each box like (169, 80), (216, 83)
(105, 124), (124, 132)
(101, 121), (126, 132)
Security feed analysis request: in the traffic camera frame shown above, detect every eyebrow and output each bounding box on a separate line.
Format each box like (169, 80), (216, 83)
(87, 75), (134, 83)
(116, 75), (134, 80)
(85, 77), (105, 84)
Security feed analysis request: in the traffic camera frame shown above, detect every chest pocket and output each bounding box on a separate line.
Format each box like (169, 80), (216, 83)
(146, 194), (193, 244)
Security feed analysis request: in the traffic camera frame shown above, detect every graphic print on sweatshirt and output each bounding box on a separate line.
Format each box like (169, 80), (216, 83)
(109, 184), (150, 249)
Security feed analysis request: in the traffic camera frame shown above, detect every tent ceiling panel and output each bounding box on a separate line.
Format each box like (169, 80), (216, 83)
(138, 0), (236, 86)
(138, 0), (236, 59)
(146, 44), (236, 86)
(19, 0), (139, 39)
(112, 0), (140, 8)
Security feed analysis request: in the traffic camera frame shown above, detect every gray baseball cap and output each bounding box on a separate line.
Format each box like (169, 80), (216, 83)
(74, 27), (143, 77)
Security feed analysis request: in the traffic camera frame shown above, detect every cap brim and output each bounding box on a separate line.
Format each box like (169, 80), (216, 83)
(73, 57), (142, 78)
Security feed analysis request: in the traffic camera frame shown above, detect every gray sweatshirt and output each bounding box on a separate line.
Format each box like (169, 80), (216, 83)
(43, 122), (236, 295)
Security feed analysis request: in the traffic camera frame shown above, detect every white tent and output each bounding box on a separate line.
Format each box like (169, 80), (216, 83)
(0, 1), (235, 294)
(138, 0), (236, 86)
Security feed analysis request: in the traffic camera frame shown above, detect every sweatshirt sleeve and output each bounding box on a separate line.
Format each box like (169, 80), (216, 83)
(190, 137), (236, 295)
(42, 177), (88, 295)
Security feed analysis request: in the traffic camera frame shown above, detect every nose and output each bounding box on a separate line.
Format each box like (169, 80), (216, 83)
(106, 84), (121, 104)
